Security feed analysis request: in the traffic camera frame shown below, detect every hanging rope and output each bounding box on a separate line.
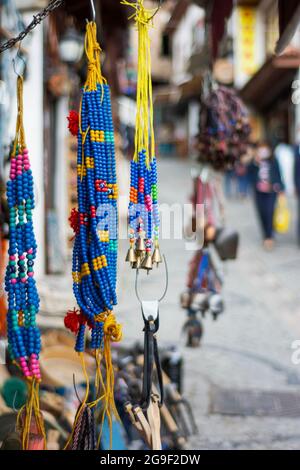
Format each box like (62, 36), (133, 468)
(121, 0), (156, 165)
(122, 0), (162, 272)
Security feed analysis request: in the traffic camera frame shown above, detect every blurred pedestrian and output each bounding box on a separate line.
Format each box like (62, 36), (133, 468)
(235, 149), (253, 199)
(224, 168), (235, 198)
(275, 142), (294, 196)
(249, 142), (284, 250)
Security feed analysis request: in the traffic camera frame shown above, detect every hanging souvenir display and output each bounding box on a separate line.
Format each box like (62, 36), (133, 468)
(65, 21), (122, 448)
(122, 0), (162, 271)
(5, 75), (46, 449)
(198, 85), (251, 172)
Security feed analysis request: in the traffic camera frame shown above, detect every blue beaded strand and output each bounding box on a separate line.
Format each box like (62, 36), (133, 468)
(72, 84), (118, 352)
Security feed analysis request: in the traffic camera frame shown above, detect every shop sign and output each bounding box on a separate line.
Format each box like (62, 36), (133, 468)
(236, 6), (258, 76)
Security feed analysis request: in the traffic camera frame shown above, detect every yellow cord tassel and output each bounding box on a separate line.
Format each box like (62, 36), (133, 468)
(16, 380), (46, 450)
(63, 352), (90, 450)
(84, 21), (106, 91)
(121, 0), (156, 166)
(13, 75), (26, 153)
(93, 312), (122, 449)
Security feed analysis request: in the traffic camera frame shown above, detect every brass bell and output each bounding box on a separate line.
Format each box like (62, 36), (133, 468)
(136, 236), (146, 252)
(152, 246), (162, 267)
(132, 253), (142, 270)
(125, 246), (137, 265)
(141, 252), (153, 272)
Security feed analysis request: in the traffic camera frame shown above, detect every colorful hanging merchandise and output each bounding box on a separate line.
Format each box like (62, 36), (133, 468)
(64, 21), (122, 449)
(181, 171), (231, 347)
(5, 76), (46, 449)
(198, 85), (251, 172)
(122, 0), (162, 271)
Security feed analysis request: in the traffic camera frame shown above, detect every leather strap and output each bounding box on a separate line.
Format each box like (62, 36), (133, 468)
(140, 315), (164, 409)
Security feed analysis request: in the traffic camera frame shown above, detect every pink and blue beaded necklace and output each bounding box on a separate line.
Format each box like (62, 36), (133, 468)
(5, 75), (45, 449)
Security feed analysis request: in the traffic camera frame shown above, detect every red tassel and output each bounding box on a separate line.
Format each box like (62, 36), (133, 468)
(67, 110), (79, 136)
(64, 308), (81, 334)
(69, 208), (80, 235)
(64, 308), (93, 334)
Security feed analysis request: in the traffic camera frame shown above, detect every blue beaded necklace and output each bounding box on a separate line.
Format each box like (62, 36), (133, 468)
(71, 80), (119, 352)
(5, 75), (45, 449)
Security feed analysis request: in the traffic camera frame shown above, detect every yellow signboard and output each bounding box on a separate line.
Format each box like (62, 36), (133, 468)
(237, 6), (258, 76)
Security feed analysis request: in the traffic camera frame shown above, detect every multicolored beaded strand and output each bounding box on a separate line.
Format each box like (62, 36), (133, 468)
(5, 75), (46, 450)
(64, 21), (122, 449)
(122, 0), (162, 271)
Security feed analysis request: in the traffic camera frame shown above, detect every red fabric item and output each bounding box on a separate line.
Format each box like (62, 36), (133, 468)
(64, 308), (94, 334)
(69, 208), (80, 235)
(64, 308), (81, 334)
(196, 177), (215, 226)
(67, 110), (79, 136)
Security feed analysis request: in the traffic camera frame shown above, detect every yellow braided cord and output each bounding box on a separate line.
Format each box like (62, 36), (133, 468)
(91, 313), (122, 449)
(80, 21), (106, 182)
(121, 0), (156, 166)
(13, 76), (26, 155)
(78, 96), (91, 182)
(63, 352), (90, 450)
(84, 21), (107, 91)
(32, 382), (47, 449)
(16, 379), (47, 450)
(89, 349), (106, 409)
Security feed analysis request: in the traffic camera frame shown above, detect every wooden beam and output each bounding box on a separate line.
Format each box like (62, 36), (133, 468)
(276, 1), (300, 55)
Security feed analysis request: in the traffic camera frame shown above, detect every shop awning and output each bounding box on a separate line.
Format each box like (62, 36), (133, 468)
(239, 51), (300, 111)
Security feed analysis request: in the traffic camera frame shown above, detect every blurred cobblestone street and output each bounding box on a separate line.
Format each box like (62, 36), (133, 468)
(39, 159), (300, 449)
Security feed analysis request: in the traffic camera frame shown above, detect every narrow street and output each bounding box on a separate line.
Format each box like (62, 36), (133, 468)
(39, 158), (300, 449)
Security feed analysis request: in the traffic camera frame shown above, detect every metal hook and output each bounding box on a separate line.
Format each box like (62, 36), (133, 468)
(135, 254), (168, 305)
(90, 0), (96, 22)
(12, 390), (20, 413)
(148, 0), (162, 21)
(12, 42), (26, 77)
(73, 373), (83, 405)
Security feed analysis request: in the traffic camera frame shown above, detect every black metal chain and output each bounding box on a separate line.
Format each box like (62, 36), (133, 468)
(0, 0), (64, 53)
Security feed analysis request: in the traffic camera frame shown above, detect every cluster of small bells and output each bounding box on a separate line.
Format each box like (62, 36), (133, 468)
(126, 150), (162, 272)
(5, 145), (41, 381)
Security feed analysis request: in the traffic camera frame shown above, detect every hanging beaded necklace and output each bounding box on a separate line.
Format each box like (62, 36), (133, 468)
(5, 75), (45, 449)
(65, 21), (121, 449)
(122, 0), (162, 271)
